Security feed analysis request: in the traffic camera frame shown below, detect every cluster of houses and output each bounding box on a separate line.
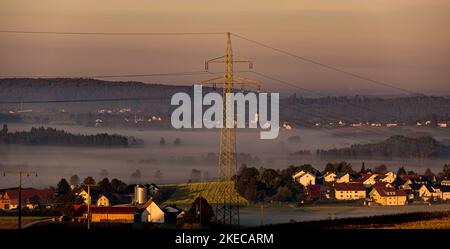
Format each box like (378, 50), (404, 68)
(310, 119), (449, 129)
(292, 169), (450, 206)
(1, 184), (186, 225)
(69, 184), (185, 224)
(0, 188), (54, 210)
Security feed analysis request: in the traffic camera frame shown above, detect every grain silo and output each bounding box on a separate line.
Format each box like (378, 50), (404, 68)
(134, 184), (147, 205)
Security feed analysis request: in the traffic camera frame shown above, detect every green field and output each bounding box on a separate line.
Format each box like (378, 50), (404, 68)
(159, 181), (249, 206)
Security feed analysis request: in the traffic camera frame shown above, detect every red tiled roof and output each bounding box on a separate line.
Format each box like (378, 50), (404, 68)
(89, 206), (136, 214)
(5, 188), (54, 205)
(142, 198), (153, 209)
(372, 181), (391, 188)
(334, 183), (365, 191)
(71, 204), (87, 216)
(355, 173), (378, 183)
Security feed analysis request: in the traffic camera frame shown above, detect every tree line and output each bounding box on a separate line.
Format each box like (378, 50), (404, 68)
(316, 135), (450, 159)
(0, 125), (131, 147)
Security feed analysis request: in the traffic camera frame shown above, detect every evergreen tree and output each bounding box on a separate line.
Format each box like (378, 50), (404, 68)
(56, 178), (71, 196)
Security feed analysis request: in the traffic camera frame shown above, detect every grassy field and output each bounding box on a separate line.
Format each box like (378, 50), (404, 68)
(159, 181), (249, 206)
(382, 217), (450, 229)
(267, 211), (450, 229)
(0, 216), (50, 229)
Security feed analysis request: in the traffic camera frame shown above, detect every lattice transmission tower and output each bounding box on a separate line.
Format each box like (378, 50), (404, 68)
(200, 32), (260, 227)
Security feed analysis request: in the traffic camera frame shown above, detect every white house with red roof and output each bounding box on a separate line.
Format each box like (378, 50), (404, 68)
(141, 198), (165, 223)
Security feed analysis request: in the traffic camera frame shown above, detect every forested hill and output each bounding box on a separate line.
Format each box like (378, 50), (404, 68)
(317, 135), (450, 159)
(0, 78), (449, 123)
(0, 125), (133, 147)
(282, 94), (450, 124)
(0, 78), (193, 113)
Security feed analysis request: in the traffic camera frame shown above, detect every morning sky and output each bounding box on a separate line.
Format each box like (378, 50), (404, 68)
(0, 0), (449, 95)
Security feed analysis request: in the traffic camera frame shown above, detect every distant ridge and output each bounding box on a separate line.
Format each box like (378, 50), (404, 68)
(1, 78), (449, 124)
(317, 135), (450, 159)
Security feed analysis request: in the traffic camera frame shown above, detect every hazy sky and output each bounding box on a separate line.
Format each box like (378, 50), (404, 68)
(0, 0), (449, 95)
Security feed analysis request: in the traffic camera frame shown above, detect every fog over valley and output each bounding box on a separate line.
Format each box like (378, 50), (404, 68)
(1, 123), (449, 188)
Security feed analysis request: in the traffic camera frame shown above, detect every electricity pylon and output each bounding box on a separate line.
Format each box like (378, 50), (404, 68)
(200, 32), (260, 227)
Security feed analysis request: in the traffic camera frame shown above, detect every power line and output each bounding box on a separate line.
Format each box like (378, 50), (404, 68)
(0, 70), (211, 79)
(255, 70), (450, 136)
(0, 29), (420, 95)
(251, 70), (400, 121)
(0, 70), (254, 80)
(231, 33), (417, 95)
(249, 71), (424, 138)
(0, 96), (172, 105)
(0, 30), (227, 36)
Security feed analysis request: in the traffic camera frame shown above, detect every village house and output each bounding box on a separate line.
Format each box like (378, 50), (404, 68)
(0, 192), (11, 210)
(379, 172), (396, 183)
(357, 173), (379, 187)
(77, 189), (91, 205)
(399, 179), (413, 190)
(162, 205), (186, 223)
(335, 173), (352, 183)
(417, 184), (443, 202)
(334, 183), (366, 200)
(406, 182), (424, 200)
(148, 184), (160, 196)
(323, 172), (337, 183)
(141, 198), (165, 223)
(292, 170), (316, 187)
(96, 194), (110, 207)
(438, 122), (448, 128)
(89, 206), (136, 223)
(441, 185), (450, 201)
(76, 188), (111, 206)
(370, 186), (407, 206)
(0, 188), (54, 210)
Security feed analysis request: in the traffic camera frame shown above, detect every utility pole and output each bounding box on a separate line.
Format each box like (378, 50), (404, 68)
(200, 32), (260, 227)
(2, 170), (37, 229)
(84, 184), (97, 230)
(260, 204), (264, 226)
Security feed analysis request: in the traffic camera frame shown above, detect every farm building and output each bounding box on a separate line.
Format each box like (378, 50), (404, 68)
(89, 206), (136, 223)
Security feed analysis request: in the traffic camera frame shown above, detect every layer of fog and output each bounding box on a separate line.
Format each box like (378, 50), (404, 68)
(1, 123), (449, 188)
